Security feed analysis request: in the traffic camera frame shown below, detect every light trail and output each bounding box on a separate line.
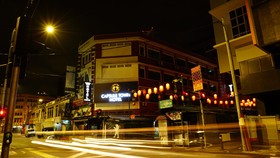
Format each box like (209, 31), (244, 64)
(79, 138), (171, 149)
(45, 139), (131, 151)
(35, 122), (242, 136)
(32, 139), (210, 158)
(31, 140), (146, 158)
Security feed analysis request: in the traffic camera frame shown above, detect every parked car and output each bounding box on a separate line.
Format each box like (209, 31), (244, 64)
(25, 129), (35, 137)
(37, 127), (54, 139)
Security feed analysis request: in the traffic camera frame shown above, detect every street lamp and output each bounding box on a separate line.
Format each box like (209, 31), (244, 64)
(45, 25), (54, 34)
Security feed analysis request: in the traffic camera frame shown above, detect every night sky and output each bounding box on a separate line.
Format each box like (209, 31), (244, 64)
(0, 0), (215, 97)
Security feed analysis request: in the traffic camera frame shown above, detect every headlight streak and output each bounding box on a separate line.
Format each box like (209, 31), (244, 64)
(45, 139), (131, 151)
(31, 140), (145, 158)
(81, 138), (168, 148)
(30, 122), (252, 158)
(32, 139), (209, 158)
(35, 122), (242, 136)
(85, 138), (163, 144)
(72, 138), (207, 157)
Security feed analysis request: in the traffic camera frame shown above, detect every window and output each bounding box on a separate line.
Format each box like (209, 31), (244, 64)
(47, 107), (54, 118)
(162, 53), (174, 64)
(203, 83), (208, 90)
(56, 105), (59, 117)
(187, 61), (196, 69)
(139, 44), (145, 56)
(147, 48), (160, 60)
(139, 68), (145, 78)
(230, 6), (250, 38)
(15, 105), (23, 109)
(176, 58), (186, 67)
(209, 84), (217, 92)
(163, 74), (174, 83)
(147, 70), (160, 81)
(189, 79), (193, 87)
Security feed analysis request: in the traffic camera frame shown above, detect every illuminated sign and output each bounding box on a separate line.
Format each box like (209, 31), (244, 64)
(191, 65), (203, 92)
(159, 99), (173, 109)
(101, 92), (131, 102)
(94, 82), (138, 103)
(84, 82), (92, 102)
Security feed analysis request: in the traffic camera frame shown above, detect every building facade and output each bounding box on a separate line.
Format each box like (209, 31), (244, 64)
(209, 0), (280, 115)
(74, 32), (241, 143)
(29, 93), (74, 138)
(0, 93), (54, 133)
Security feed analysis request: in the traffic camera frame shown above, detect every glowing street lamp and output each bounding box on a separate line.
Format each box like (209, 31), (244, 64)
(45, 25), (54, 34)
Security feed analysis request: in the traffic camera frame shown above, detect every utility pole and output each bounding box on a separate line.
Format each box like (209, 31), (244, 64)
(1, 30), (16, 111)
(221, 18), (247, 151)
(1, 1), (39, 157)
(1, 17), (22, 158)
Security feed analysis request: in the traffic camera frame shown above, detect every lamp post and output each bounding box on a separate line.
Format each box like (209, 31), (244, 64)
(221, 18), (246, 151)
(1, 15), (55, 158)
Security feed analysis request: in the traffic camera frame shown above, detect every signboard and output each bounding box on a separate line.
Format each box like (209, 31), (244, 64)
(94, 82), (138, 103)
(64, 66), (76, 93)
(191, 65), (203, 92)
(84, 81), (92, 102)
(159, 99), (173, 109)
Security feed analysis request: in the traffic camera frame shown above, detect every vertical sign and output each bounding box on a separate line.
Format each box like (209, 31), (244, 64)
(65, 66), (76, 93)
(84, 81), (92, 102)
(191, 65), (203, 92)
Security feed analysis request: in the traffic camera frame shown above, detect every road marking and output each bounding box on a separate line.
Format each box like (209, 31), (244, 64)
(67, 152), (87, 158)
(25, 148), (59, 158)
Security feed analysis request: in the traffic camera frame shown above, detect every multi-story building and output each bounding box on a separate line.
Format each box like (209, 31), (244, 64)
(74, 32), (241, 143)
(0, 93), (54, 133)
(209, 0), (280, 115)
(29, 93), (74, 138)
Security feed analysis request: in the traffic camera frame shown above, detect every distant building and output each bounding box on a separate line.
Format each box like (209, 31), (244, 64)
(29, 93), (74, 138)
(209, 0), (280, 115)
(0, 92), (54, 133)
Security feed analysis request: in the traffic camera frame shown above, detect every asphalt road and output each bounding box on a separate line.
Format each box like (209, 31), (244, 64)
(0, 133), (273, 158)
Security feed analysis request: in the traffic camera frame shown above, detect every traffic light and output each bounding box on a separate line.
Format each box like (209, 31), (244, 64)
(0, 108), (7, 119)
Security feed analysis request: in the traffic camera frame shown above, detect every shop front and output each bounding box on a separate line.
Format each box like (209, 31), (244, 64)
(72, 98), (93, 133)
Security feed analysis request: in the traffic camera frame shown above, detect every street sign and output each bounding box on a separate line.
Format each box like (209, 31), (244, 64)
(159, 99), (173, 109)
(191, 65), (203, 92)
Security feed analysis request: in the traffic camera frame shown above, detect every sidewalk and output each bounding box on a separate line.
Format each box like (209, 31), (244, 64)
(180, 140), (280, 157)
